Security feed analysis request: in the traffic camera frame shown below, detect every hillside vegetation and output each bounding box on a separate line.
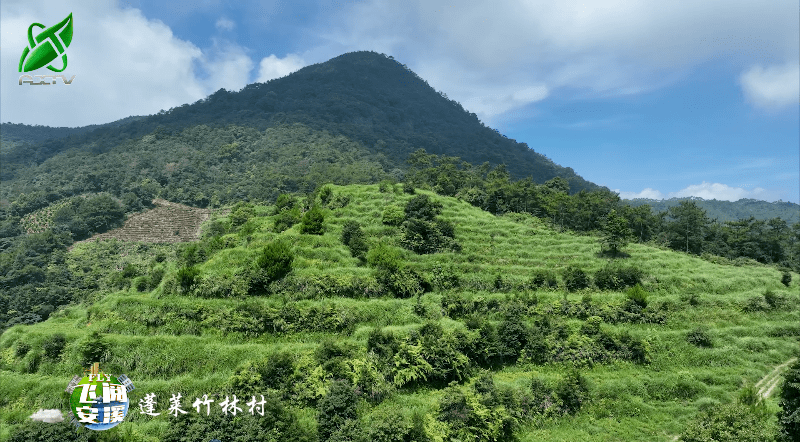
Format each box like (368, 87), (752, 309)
(0, 184), (797, 441)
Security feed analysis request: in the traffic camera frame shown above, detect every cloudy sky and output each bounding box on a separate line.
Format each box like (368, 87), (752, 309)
(2, 0), (798, 203)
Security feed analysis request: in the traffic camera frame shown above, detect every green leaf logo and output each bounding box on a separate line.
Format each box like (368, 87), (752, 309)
(18, 13), (73, 73)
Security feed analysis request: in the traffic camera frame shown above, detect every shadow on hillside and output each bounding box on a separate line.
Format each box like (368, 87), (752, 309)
(596, 249), (631, 259)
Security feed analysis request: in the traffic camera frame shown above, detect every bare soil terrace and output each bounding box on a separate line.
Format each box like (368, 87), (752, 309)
(68, 198), (215, 251)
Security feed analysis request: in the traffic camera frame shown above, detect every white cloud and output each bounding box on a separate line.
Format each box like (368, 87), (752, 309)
(617, 181), (778, 202)
(200, 39), (254, 92)
(215, 17), (235, 31)
(314, 0), (799, 124)
(615, 188), (666, 200)
(0, 0), (257, 127)
(740, 61), (800, 109)
(256, 54), (305, 83)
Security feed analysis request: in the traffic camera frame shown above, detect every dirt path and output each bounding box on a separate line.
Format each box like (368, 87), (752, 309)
(756, 357), (797, 400)
(667, 357), (797, 441)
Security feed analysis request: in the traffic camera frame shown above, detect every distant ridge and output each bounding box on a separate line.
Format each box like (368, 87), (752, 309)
(623, 197), (800, 223)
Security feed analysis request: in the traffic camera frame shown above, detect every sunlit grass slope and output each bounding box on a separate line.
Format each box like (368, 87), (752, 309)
(0, 184), (797, 441)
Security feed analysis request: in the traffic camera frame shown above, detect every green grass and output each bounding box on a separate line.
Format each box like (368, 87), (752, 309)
(1, 184), (797, 441)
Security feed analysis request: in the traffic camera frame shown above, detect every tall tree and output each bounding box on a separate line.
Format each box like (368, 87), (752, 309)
(667, 201), (709, 255)
(766, 217), (790, 264)
(601, 209), (633, 256)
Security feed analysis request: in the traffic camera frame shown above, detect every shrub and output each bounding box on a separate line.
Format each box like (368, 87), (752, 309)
(229, 202), (256, 228)
(42, 333), (66, 360)
(341, 220), (368, 260)
(580, 316), (603, 336)
(686, 327), (713, 348)
(256, 241), (294, 284)
(595, 265), (644, 290)
(405, 194), (442, 221)
(782, 271), (792, 287)
(78, 331), (110, 367)
(441, 292), (474, 318)
(367, 243), (403, 273)
(24, 350), (41, 373)
(202, 219), (229, 237)
(432, 265), (461, 290)
(381, 267), (426, 298)
(316, 339), (357, 380)
(363, 409), (412, 442)
(563, 266), (590, 292)
(149, 267), (165, 288)
(778, 358), (800, 441)
(530, 269), (558, 289)
(382, 205), (405, 226)
(300, 205), (325, 235)
(556, 370), (590, 415)
(367, 328), (400, 362)
(133, 276), (149, 292)
(625, 284), (649, 309)
(743, 296), (768, 312)
(764, 290), (783, 309)
(378, 180), (394, 193)
(497, 316), (529, 363)
(317, 380), (358, 442)
(402, 183), (415, 194)
(329, 193), (351, 209)
(15, 341), (30, 358)
(530, 377), (559, 415)
(260, 351), (296, 392)
(318, 185), (333, 205)
(9, 421), (83, 442)
(274, 193), (296, 213)
(274, 207), (301, 232)
(176, 265), (201, 292)
(162, 393), (309, 442)
(682, 402), (777, 442)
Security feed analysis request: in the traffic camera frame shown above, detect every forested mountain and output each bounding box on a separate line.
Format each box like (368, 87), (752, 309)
(625, 197), (800, 224)
(0, 51), (599, 193)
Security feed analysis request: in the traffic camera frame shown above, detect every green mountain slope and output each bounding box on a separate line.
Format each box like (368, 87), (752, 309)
(0, 185), (796, 441)
(0, 51), (601, 193)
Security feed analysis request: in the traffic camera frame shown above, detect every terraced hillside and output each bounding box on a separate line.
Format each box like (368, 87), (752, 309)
(0, 184), (797, 441)
(68, 198), (216, 251)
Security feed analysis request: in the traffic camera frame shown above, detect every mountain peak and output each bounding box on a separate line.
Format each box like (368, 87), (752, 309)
(3, 51), (605, 193)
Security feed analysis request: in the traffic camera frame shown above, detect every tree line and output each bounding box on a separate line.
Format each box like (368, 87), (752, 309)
(404, 149), (800, 271)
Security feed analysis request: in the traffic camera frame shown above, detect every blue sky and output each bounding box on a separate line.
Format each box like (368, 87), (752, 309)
(2, 1), (798, 203)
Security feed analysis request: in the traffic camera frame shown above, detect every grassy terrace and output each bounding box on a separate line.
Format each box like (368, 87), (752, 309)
(0, 184), (797, 441)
